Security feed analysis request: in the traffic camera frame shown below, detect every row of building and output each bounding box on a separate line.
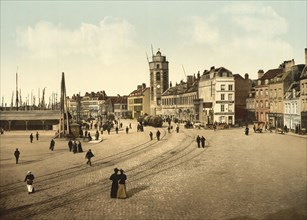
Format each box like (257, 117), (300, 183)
(67, 48), (307, 132)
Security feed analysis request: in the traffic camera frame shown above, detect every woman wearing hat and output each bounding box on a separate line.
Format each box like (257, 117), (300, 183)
(109, 168), (120, 198)
(24, 171), (35, 194)
(117, 169), (127, 199)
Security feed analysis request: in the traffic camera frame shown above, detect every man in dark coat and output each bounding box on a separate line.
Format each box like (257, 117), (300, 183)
(245, 126), (249, 135)
(77, 141), (83, 152)
(49, 139), (55, 151)
(30, 133), (33, 143)
(115, 126), (119, 134)
(126, 126), (129, 134)
(109, 168), (120, 198)
(196, 135), (201, 148)
(68, 139), (73, 152)
(14, 148), (20, 164)
(201, 136), (206, 148)
(149, 131), (153, 140)
(73, 141), (78, 154)
(36, 132), (39, 141)
(156, 130), (161, 141)
(85, 149), (94, 166)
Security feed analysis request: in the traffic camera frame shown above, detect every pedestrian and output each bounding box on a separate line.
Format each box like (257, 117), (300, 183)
(196, 135), (201, 148)
(14, 148), (20, 164)
(73, 141), (78, 154)
(95, 130), (99, 140)
(88, 132), (92, 141)
(36, 131), (39, 141)
(85, 149), (94, 166)
(49, 139), (55, 151)
(107, 127), (111, 135)
(156, 130), (161, 141)
(129, 123), (132, 129)
(126, 126), (129, 134)
(176, 125), (179, 133)
(77, 141), (83, 153)
(115, 126), (119, 134)
(120, 122), (123, 128)
(24, 171), (35, 194)
(117, 169), (127, 199)
(29, 133), (33, 143)
(168, 126), (171, 133)
(68, 139), (73, 152)
(109, 168), (120, 198)
(245, 126), (249, 135)
(201, 136), (206, 148)
(149, 131), (153, 140)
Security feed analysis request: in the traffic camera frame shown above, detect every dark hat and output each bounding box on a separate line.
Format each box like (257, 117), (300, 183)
(120, 169), (124, 173)
(114, 168), (119, 172)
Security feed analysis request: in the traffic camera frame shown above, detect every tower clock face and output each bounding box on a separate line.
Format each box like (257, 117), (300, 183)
(157, 85), (160, 89)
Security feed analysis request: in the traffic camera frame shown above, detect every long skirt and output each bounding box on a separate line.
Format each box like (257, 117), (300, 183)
(117, 184), (127, 199)
(27, 184), (34, 193)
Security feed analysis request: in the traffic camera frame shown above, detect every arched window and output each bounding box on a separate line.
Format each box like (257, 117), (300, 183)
(156, 72), (160, 80)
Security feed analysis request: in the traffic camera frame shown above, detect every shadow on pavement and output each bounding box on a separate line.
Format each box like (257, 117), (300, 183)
(127, 185), (149, 197)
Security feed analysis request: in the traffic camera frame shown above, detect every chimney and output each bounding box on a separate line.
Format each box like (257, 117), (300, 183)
(258, 70), (264, 79)
(137, 85), (142, 90)
(210, 66), (215, 71)
(187, 75), (193, 88)
(244, 73), (249, 80)
(170, 81), (172, 88)
(142, 83), (146, 89)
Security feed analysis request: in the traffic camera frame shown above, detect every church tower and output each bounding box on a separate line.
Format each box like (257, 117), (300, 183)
(148, 49), (169, 115)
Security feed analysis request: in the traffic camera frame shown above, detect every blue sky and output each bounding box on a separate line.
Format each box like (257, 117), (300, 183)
(1, 1), (306, 106)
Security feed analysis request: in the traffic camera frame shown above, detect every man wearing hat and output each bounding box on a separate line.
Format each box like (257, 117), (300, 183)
(109, 168), (120, 198)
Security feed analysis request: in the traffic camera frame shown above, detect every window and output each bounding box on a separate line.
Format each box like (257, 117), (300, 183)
(134, 98), (143, 104)
(221, 104), (225, 112)
(228, 104), (233, 112)
(156, 72), (160, 80)
(156, 64), (160, 69)
(221, 94), (225, 100)
(221, 84), (225, 91)
(157, 98), (161, 105)
(228, 84), (233, 91)
(260, 90), (263, 96)
(228, 94), (233, 101)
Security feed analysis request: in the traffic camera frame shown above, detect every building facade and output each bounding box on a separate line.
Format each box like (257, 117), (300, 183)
(284, 82), (301, 132)
(161, 75), (198, 122)
(233, 73), (255, 124)
(148, 50), (169, 115)
(198, 66), (235, 125)
(128, 83), (150, 119)
(254, 68), (282, 124)
(113, 95), (128, 119)
(300, 48), (307, 131)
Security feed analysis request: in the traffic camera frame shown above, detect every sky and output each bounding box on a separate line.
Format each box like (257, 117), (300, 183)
(1, 1), (306, 106)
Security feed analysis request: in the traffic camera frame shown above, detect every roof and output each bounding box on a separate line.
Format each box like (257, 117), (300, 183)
(260, 68), (283, 80)
(162, 80), (198, 96)
(129, 87), (149, 97)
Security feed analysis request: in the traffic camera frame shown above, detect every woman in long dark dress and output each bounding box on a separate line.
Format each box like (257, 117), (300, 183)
(109, 168), (119, 198)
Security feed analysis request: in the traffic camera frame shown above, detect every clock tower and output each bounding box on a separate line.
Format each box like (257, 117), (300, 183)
(149, 49), (169, 115)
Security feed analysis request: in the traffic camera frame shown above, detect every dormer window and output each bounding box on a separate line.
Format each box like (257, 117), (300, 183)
(157, 64), (160, 69)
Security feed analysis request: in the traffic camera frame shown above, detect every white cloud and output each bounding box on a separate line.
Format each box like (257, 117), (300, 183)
(16, 17), (137, 65)
(179, 16), (220, 44)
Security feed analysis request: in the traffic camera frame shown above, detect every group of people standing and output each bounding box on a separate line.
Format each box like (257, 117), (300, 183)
(109, 168), (127, 199)
(68, 139), (83, 153)
(196, 135), (206, 148)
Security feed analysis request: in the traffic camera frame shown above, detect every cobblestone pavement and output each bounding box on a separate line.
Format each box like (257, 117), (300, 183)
(0, 120), (306, 220)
